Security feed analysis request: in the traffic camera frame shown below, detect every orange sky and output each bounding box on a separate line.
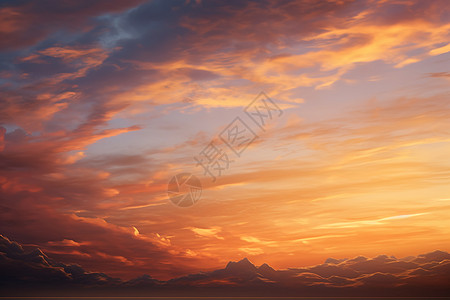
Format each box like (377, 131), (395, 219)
(0, 0), (449, 280)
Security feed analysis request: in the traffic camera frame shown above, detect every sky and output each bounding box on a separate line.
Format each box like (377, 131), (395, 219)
(0, 0), (450, 282)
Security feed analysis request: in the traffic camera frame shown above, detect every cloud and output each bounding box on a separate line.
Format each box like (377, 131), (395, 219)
(239, 247), (264, 256)
(1, 235), (450, 296)
(429, 43), (450, 56)
(428, 72), (450, 78)
(1, 0), (450, 291)
(0, 0), (144, 51)
(316, 213), (429, 229)
(186, 227), (224, 240)
(0, 234), (120, 294)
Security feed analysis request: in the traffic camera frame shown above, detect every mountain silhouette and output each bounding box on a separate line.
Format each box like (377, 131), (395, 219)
(225, 257), (258, 274)
(1, 234), (450, 297)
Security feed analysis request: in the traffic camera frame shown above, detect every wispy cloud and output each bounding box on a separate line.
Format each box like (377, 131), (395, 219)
(316, 213), (429, 229)
(0, 0), (449, 281)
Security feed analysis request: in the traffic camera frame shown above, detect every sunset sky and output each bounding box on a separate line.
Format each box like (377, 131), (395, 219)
(1, 0), (450, 281)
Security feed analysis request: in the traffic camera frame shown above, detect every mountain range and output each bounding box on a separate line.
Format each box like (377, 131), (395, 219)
(1, 234), (449, 297)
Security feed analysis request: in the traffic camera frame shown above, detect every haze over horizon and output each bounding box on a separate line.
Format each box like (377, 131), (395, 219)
(0, 0), (450, 296)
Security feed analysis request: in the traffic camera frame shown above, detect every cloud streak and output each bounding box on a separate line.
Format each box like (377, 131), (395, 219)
(0, 0), (449, 290)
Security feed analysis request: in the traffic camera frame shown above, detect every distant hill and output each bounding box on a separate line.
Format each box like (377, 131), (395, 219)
(1, 234), (449, 297)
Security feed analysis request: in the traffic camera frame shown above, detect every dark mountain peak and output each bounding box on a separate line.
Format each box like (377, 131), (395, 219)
(24, 248), (50, 266)
(325, 257), (347, 264)
(225, 257), (257, 273)
(126, 274), (159, 286)
(3, 233), (450, 296)
(399, 255), (415, 262)
(258, 263), (277, 278)
(415, 250), (450, 263)
(373, 254), (392, 261)
(133, 274), (153, 280)
(0, 234), (24, 255)
(258, 263), (275, 272)
(425, 249), (449, 256)
(347, 255), (368, 263)
(31, 248), (48, 258)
